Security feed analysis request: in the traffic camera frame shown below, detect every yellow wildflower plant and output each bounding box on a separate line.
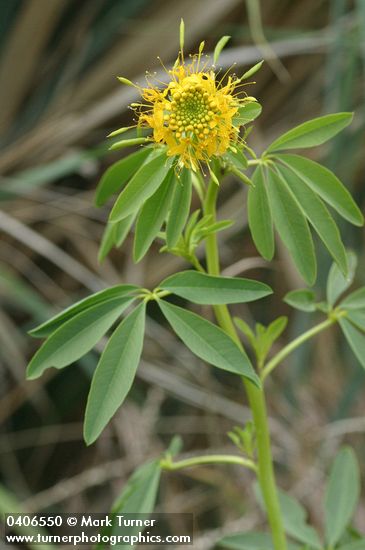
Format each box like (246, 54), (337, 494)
(114, 25), (261, 173)
(26, 20), (365, 550)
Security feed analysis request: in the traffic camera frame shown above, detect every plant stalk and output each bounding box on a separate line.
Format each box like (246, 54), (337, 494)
(203, 179), (288, 550)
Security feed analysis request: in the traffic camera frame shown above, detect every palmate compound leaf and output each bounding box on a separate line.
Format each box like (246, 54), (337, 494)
(84, 302), (146, 445)
(29, 284), (139, 338)
(94, 147), (152, 207)
(266, 167), (316, 285)
(158, 300), (260, 386)
(166, 168), (192, 249)
(324, 447), (360, 547)
(275, 154), (363, 227)
(247, 166), (275, 261)
(274, 163), (348, 275)
(159, 270), (272, 305)
(27, 296), (136, 380)
(109, 149), (172, 222)
(267, 112), (353, 152)
(133, 168), (176, 262)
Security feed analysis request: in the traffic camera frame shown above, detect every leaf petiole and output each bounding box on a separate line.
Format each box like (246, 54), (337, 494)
(261, 312), (347, 382)
(160, 454), (257, 473)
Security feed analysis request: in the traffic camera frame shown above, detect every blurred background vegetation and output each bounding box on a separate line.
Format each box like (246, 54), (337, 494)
(0, 0), (364, 547)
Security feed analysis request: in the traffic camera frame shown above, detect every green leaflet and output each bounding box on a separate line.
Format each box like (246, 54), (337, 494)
(284, 289), (316, 312)
(160, 270), (272, 304)
(109, 150), (172, 222)
(346, 310), (365, 332)
(166, 168), (192, 248)
(234, 102), (262, 124)
(324, 447), (360, 546)
(254, 483), (321, 549)
(26, 297), (134, 380)
(339, 317), (365, 369)
(217, 532), (302, 550)
(133, 168), (175, 262)
(278, 491), (322, 549)
(165, 435), (183, 457)
(340, 287), (365, 309)
(0, 483), (55, 550)
(262, 317), (287, 348)
(337, 541), (365, 550)
(95, 147), (152, 207)
(224, 148), (248, 171)
(275, 154), (363, 226)
(84, 302), (146, 444)
(112, 459), (161, 513)
(327, 251), (357, 306)
(248, 166), (275, 260)
(98, 222), (121, 263)
(275, 163), (347, 275)
(266, 168), (316, 285)
(29, 286), (138, 338)
(158, 300), (260, 386)
(267, 112), (353, 152)
(218, 532), (274, 550)
(98, 215), (135, 263)
(234, 317), (255, 343)
(95, 459), (161, 550)
(235, 316), (288, 365)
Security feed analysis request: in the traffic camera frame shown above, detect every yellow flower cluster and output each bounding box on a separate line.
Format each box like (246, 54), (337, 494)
(138, 60), (247, 171)
(117, 35), (257, 172)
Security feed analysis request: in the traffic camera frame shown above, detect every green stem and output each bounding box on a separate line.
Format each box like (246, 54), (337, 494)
(261, 317), (336, 382)
(189, 253), (205, 273)
(203, 179), (288, 550)
(161, 454), (257, 473)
